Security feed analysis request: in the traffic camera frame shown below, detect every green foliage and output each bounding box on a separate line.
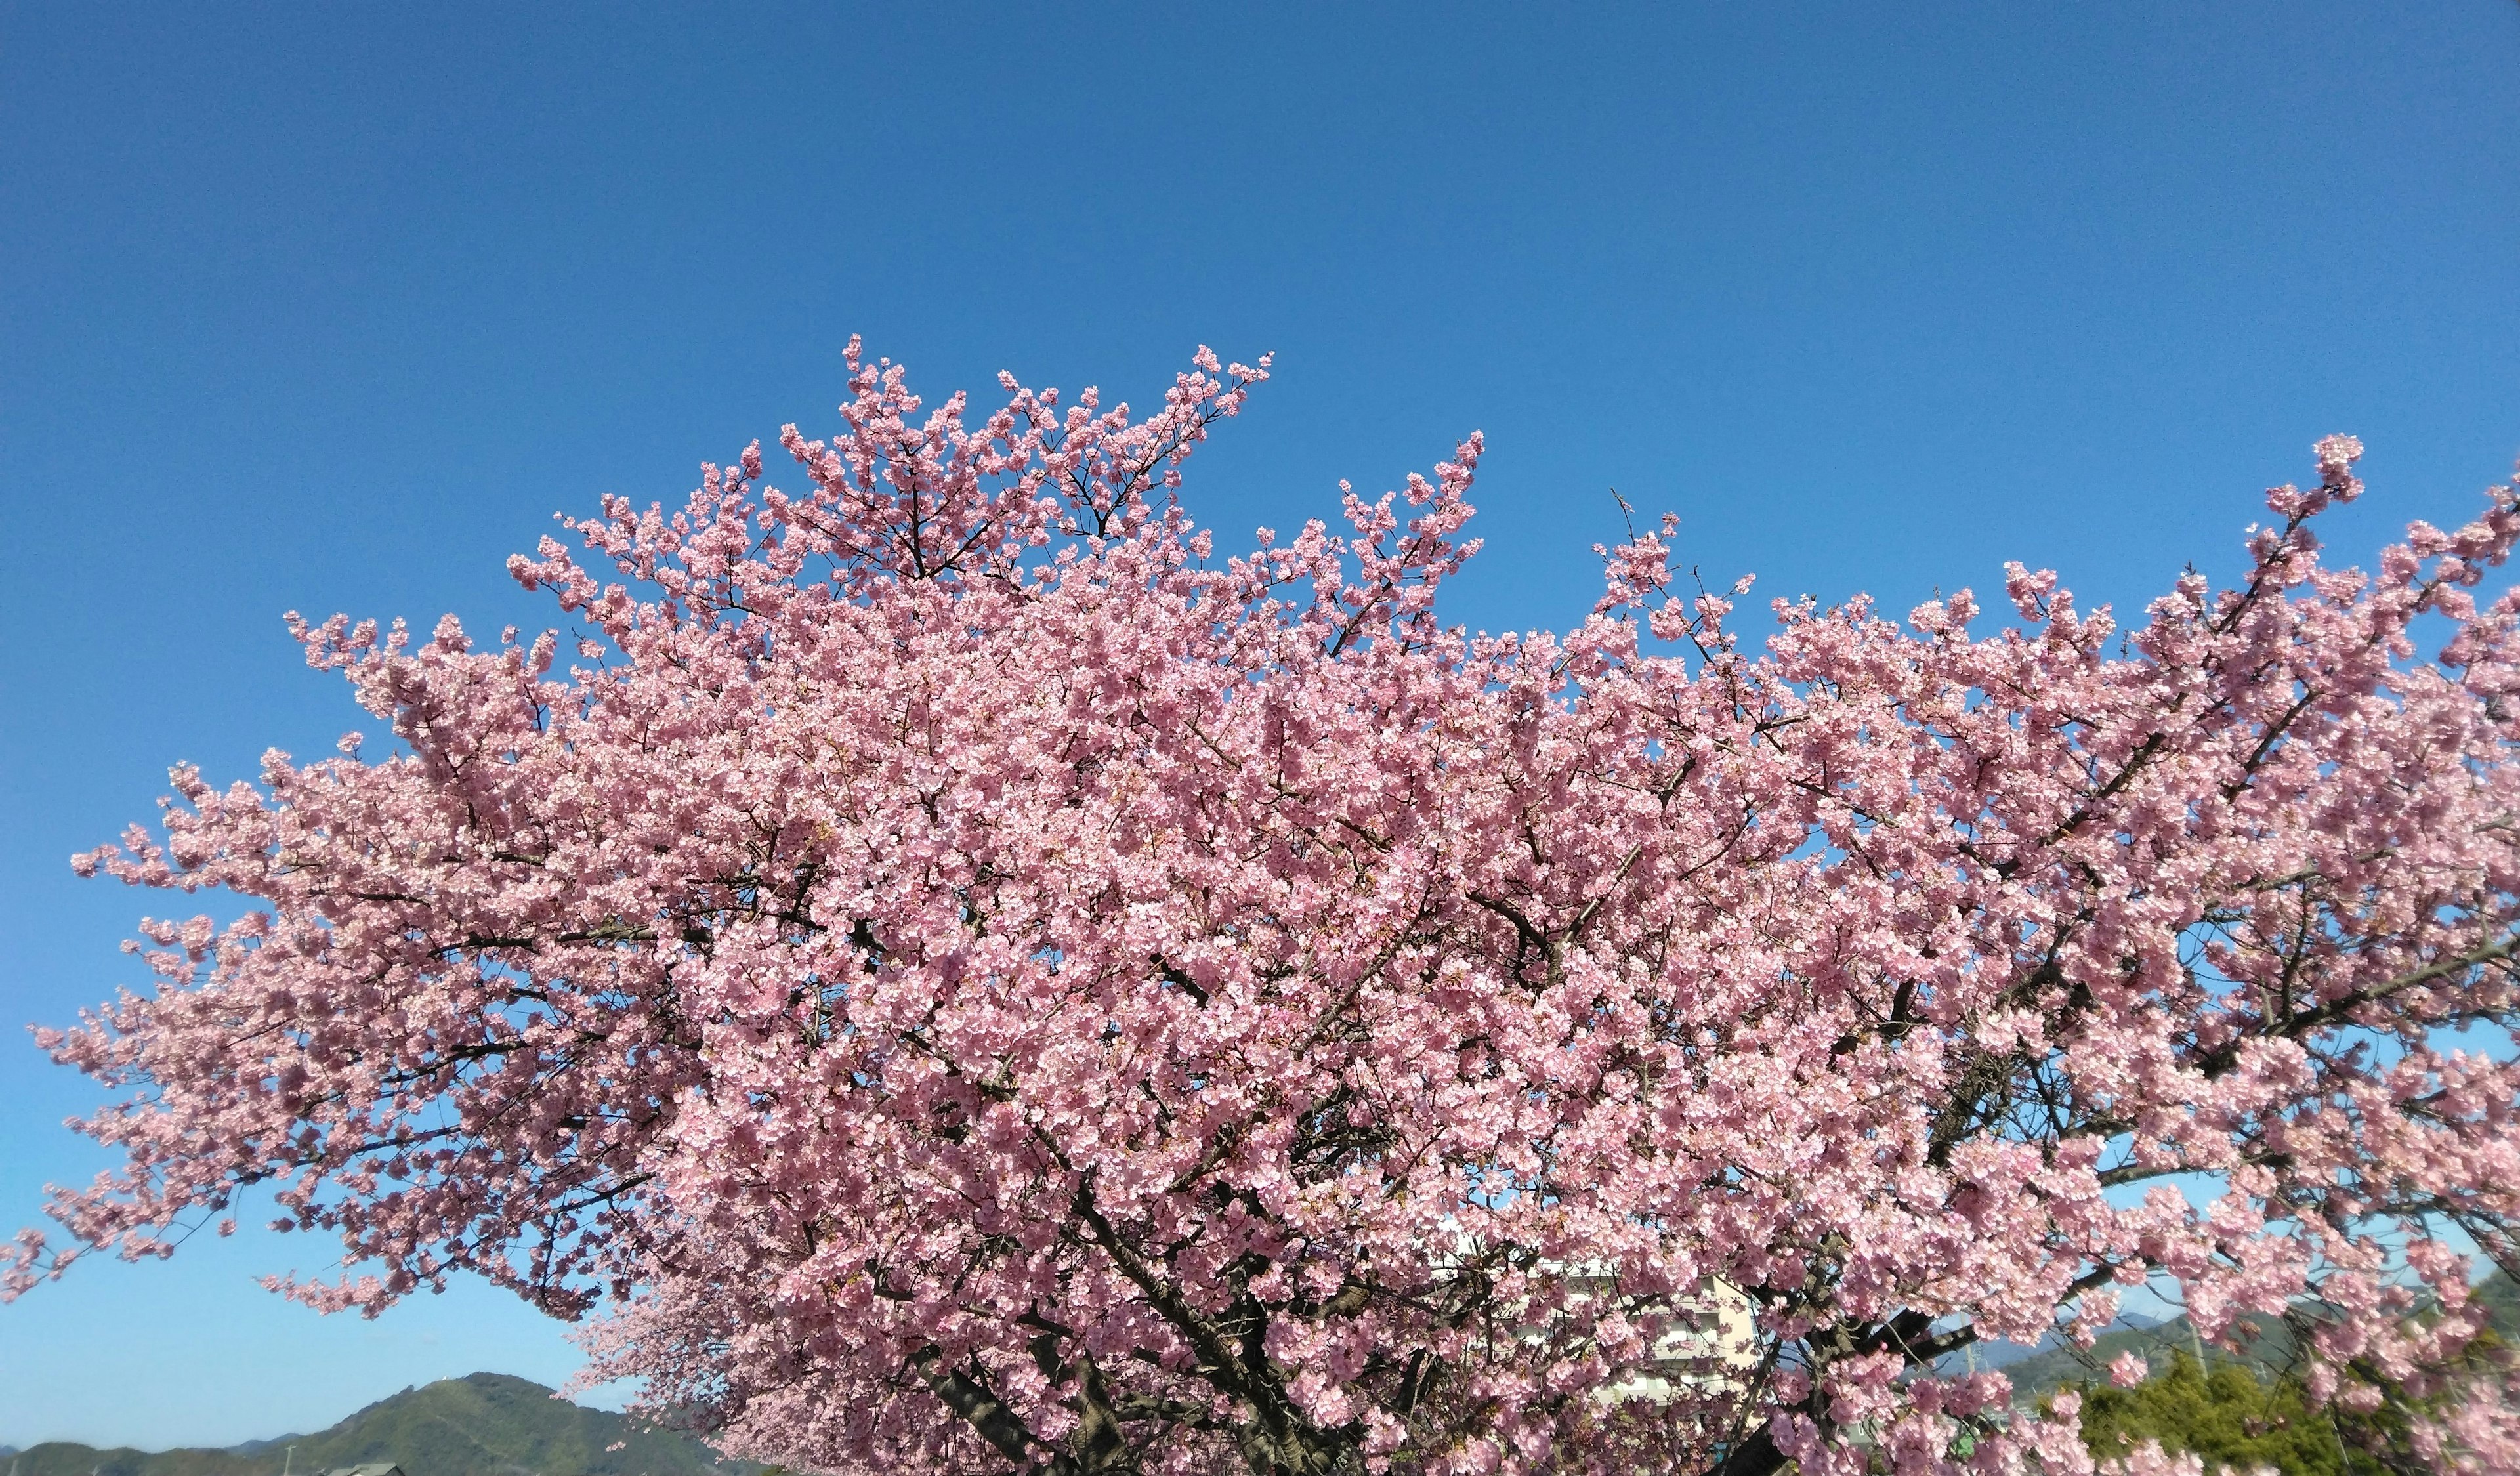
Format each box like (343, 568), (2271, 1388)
(2050, 1352), (2344, 1475)
(2006, 1275), (2520, 1474)
(8, 1374), (747, 1476)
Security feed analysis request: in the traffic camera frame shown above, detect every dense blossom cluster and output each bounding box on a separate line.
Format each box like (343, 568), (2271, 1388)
(12, 343), (2520, 1476)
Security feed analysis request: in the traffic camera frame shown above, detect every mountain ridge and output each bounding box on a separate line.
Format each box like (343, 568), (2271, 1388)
(5, 1374), (747, 1476)
(1991, 1269), (2520, 1401)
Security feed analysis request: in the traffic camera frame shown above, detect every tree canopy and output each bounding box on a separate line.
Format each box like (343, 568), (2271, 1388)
(13, 345), (2520, 1476)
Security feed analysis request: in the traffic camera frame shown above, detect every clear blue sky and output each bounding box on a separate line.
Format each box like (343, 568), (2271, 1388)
(4, 0), (2517, 1450)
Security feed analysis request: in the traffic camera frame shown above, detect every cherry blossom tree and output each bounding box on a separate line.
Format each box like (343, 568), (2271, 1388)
(12, 341), (2520, 1476)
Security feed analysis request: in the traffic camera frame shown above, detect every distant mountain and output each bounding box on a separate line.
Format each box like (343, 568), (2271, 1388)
(1989, 1313), (2286, 1401)
(1994, 1269), (2520, 1403)
(7, 1374), (750, 1476)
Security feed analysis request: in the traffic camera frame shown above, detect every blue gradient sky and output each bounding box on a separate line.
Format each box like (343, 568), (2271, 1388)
(5, 0), (2518, 1449)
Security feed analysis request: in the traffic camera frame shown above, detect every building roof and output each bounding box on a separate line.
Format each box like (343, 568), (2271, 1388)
(318, 1465), (406, 1476)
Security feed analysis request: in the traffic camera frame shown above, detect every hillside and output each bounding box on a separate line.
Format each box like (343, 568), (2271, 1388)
(7, 1374), (749, 1476)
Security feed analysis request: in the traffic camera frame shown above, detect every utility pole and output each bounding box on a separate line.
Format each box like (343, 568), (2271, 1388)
(284, 1444), (296, 1476)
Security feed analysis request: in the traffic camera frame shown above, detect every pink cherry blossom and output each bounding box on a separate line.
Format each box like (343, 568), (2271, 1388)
(13, 341), (2520, 1476)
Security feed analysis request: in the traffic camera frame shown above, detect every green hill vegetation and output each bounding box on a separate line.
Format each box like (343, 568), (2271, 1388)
(7, 1374), (747, 1476)
(2062, 1350), (2353, 1475)
(2004, 1272), (2520, 1474)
